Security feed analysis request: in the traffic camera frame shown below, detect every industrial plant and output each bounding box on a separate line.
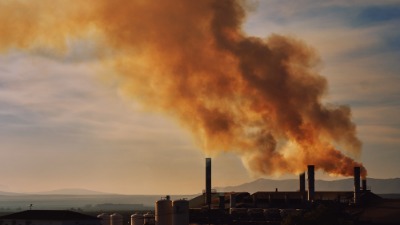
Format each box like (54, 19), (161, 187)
(91, 158), (381, 225)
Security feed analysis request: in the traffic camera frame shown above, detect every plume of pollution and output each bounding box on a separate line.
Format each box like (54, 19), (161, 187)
(0, 0), (366, 177)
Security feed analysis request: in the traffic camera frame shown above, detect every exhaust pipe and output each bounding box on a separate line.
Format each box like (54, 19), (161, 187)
(354, 167), (361, 205)
(205, 158), (211, 207)
(307, 165), (315, 202)
(362, 179), (367, 192)
(299, 172), (306, 193)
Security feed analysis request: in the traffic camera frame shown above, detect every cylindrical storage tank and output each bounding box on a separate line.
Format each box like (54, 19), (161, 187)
(110, 213), (123, 225)
(144, 212), (155, 225)
(131, 213), (144, 225)
(97, 213), (111, 225)
(155, 199), (172, 225)
(172, 199), (189, 225)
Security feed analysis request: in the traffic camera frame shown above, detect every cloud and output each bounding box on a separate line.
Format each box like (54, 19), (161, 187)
(0, 51), (173, 140)
(358, 124), (400, 145)
(352, 4), (400, 26)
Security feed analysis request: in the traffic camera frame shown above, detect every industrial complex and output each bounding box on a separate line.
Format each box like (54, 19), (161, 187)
(93, 158), (381, 225)
(0, 158), (390, 225)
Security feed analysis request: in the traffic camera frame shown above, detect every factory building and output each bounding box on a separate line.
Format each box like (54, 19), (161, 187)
(185, 158), (380, 224)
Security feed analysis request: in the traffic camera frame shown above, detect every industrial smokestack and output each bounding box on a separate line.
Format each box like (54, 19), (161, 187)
(299, 172), (306, 193)
(307, 165), (315, 202)
(205, 158), (211, 207)
(354, 167), (361, 205)
(362, 179), (367, 192)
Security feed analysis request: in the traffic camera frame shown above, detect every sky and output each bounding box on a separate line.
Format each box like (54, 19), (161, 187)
(0, 0), (399, 195)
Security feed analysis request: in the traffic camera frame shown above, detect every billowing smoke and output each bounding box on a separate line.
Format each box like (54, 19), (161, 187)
(0, 0), (366, 177)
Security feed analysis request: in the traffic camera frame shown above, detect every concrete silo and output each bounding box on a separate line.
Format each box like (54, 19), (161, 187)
(131, 213), (144, 225)
(110, 213), (123, 225)
(155, 197), (172, 225)
(97, 213), (110, 225)
(144, 212), (155, 225)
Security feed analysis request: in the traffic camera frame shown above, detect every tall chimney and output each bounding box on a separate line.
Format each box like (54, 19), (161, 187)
(362, 179), (367, 192)
(299, 172), (306, 193)
(205, 158), (211, 207)
(354, 167), (361, 205)
(307, 165), (315, 202)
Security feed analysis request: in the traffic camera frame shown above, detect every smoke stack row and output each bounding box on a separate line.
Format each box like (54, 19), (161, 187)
(301, 165), (367, 204)
(205, 160), (367, 206)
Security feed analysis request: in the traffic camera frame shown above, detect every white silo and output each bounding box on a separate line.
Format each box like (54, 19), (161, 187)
(172, 199), (189, 225)
(97, 213), (111, 225)
(131, 213), (144, 225)
(110, 213), (123, 225)
(144, 212), (155, 225)
(155, 197), (172, 225)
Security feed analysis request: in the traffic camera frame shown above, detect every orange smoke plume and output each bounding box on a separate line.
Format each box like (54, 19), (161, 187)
(0, 0), (366, 177)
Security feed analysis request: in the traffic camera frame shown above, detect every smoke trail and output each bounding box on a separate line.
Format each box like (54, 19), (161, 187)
(0, 0), (366, 177)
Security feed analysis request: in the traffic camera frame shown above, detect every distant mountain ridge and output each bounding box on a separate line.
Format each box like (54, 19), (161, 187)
(28, 188), (111, 195)
(0, 178), (398, 196)
(0, 188), (113, 196)
(217, 178), (400, 194)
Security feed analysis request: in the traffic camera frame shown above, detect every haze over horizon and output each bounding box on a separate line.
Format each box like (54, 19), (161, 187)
(0, 0), (399, 195)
